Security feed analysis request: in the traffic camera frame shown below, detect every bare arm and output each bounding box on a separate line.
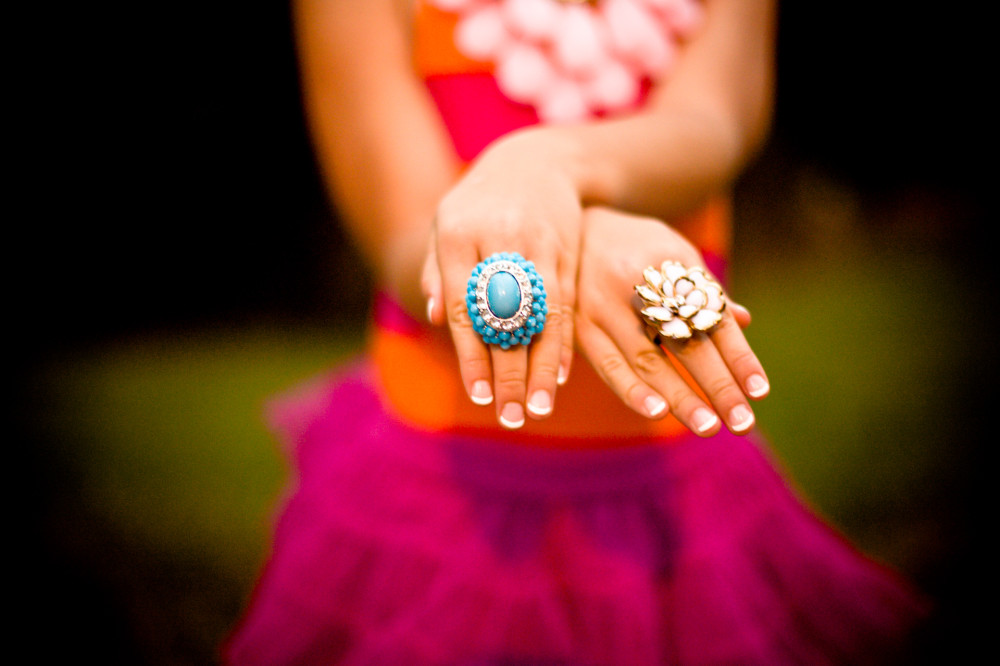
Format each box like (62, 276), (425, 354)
(293, 0), (460, 315)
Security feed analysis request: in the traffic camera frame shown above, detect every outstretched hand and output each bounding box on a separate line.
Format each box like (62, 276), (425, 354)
(422, 133), (581, 429)
(574, 207), (768, 436)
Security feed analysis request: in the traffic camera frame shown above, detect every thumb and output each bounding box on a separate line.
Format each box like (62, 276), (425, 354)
(421, 232), (444, 326)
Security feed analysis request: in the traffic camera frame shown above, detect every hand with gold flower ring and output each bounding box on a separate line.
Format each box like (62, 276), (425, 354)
(575, 207), (769, 436)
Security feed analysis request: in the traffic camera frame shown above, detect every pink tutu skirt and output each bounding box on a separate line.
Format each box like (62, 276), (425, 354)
(224, 362), (928, 665)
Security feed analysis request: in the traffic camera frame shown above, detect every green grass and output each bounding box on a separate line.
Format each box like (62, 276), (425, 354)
(731, 243), (977, 573)
(31, 324), (364, 586)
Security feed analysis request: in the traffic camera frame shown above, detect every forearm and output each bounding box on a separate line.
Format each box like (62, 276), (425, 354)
(295, 0), (460, 314)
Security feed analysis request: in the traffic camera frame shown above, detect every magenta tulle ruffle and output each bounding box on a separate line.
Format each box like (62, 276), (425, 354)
(224, 362), (928, 665)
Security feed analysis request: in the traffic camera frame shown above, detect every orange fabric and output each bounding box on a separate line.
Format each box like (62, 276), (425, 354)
(412, 2), (492, 76)
(371, 321), (691, 445)
(679, 198), (731, 262)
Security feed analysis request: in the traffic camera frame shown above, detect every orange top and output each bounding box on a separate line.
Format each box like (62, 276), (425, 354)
(369, 1), (731, 446)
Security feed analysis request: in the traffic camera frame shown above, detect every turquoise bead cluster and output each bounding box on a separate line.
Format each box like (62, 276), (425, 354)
(467, 252), (547, 349)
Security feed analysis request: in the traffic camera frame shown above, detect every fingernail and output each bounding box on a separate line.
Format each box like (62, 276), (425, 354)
(746, 374), (769, 398)
(692, 407), (719, 433)
(644, 395), (667, 417)
(731, 302), (750, 318)
(728, 404), (755, 432)
(470, 380), (493, 406)
(499, 402), (525, 429)
(557, 364), (569, 386)
(426, 297), (435, 323)
(527, 390), (552, 417)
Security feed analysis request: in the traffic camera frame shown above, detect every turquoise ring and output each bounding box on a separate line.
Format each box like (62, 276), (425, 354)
(467, 252), (547, 349)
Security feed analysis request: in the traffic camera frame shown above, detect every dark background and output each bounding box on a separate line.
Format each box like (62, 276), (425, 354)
(15, 2), (990, 663)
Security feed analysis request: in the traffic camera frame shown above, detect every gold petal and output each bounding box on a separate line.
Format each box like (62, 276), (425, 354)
(662, 262), (687, 284)
(659, 318), (692, 340)
(674, 277), (695, 297)
(688, 267), (708, 286)
(690, 309), (723, 331)
(677, 304), (699, 319)
(705, 287), (725, 312)
(641, 306), (675, 322)
(635, 284), (661, 303)
(685, 287), (707, 309)
(642, 266), (664, 289)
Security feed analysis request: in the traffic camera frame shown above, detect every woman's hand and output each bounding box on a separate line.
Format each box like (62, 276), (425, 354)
(422, 131), (582, 429)
(575, 207), (768, 436)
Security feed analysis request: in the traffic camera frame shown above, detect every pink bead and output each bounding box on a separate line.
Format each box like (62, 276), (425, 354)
(502, 0), (561, 41)
(584, 59), (640, 111)
(604, 0), (672, 74)
(552, 5), (609, 76)
(496, 42), (556, 103)
(455, 4), (510, 61)
(439, 0), (697, 121)
(537, 79), (590, 123)
(657, 0), (704, 37)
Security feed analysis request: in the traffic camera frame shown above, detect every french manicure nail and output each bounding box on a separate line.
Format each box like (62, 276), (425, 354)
(426, 297), (435, 323)
(746, 374), (769, 398)
(728, 404), (755, 432)
(731, 302), (750, 317)
(527, 390), (552, 417)
(499, 402), (525, 429)
(692, 407), (719, 433)
(644, 395), (667, 417)
(470, 380), (493, 406)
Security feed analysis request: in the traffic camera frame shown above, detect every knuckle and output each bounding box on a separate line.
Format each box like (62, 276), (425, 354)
(596, 354), (627, 383)
(458, 355), (491, 379)
(542, 306), (565, 330)
(667, 336), (706, 359)
(447, 300), (473, 327)
(634, 349), (667, 375)
(728, 349), (760, 376)
(531, 358), (561, 384)
(704, 376), (742, 404)
(493, 365), (526, 393)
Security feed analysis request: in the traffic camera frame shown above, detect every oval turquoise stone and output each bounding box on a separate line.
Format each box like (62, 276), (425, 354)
(487, 271), (521, 319)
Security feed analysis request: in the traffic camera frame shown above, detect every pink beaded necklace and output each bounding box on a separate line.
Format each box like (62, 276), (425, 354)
(428, 0), (704, 122)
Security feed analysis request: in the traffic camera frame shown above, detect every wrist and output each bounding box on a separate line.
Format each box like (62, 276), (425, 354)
(486, 126), (615, 206)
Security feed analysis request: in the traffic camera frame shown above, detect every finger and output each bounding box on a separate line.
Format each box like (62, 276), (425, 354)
(577, 319), (666, 418)
(710, 312), (770, 400)
(441, 242), (495, 407)
(664, 334), (756, 435)
(577, 317), (722, 435)
(556, 256), (577, 387)
(491, 343), (529, 429)
(592, 305), (724, 435)
(522, 255), (569, 419)
(421, 236), (444, 325)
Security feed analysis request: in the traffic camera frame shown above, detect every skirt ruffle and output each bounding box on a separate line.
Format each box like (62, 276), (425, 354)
(224, 362), (929, 665)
